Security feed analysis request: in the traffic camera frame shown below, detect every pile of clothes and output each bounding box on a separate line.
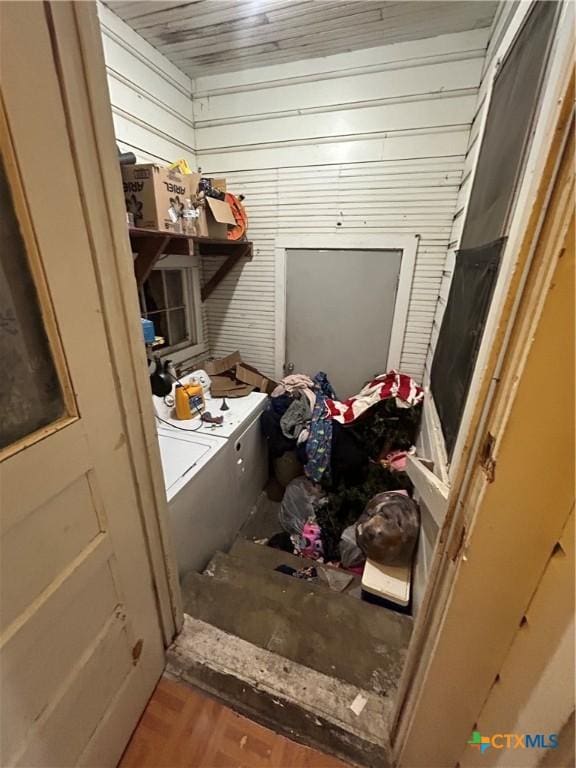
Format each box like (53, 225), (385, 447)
(261, 371), (336, 483)
(260, 370), (425, 565)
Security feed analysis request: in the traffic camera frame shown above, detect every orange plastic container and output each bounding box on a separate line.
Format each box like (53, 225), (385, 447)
(174, 381), (205, 420)
(175, 384), (191, 420)
(185, 380), (205, 417)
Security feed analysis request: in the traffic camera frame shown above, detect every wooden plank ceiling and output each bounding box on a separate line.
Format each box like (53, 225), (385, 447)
(103, 1), (498, 78)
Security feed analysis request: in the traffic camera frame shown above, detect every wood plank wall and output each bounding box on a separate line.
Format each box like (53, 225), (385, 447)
(97, 2), (210, 373)
(194, 29), (491, 377)
(96, 4), (495, 379)
(97, 2), (196, 166)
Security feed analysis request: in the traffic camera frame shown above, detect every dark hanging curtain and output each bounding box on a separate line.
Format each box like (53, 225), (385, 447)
(430, 239), (504, 456)
(430, 0), (559, 459)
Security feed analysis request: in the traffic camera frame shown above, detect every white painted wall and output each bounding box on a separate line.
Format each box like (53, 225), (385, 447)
(97, 1), (196, 166)
(194, 29), (491, 378)
(97, 2), (210, 373)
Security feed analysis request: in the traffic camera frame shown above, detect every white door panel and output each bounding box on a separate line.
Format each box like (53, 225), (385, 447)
(286, 248), (402, 398)
(0, 3), (166, 766)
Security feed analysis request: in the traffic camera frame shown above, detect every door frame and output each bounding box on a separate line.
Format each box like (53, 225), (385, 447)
(392, 69), (575, 767)
(396, 106), (574, 767)
(391, 12), (574, 757)
(43, 1), (183, 644)
(274, 234), (419, 381)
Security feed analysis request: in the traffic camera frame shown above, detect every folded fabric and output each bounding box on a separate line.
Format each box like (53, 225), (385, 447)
(325, 371), (424, 425)
(271, 374), (315, 398)
(280, 390), (312, 440)
(301, 387), (316, 410)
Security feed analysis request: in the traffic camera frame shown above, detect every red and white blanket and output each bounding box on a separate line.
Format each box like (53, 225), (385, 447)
(325, 371), (424, 424)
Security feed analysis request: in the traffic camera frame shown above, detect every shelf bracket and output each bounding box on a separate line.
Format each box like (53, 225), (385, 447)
(200, 242), (252, 301)
(201, 251), (244, 301)
(133, 235), (171, 287)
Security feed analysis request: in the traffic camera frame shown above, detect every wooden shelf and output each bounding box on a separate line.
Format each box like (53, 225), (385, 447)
(128, 227), (253, 298)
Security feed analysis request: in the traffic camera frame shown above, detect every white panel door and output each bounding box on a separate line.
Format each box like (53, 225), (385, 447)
(0, 3), (166, 766)
(286, 249), (401, 398)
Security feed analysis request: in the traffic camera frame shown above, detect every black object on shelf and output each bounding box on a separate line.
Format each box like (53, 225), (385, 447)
(117, 144), (136, 166)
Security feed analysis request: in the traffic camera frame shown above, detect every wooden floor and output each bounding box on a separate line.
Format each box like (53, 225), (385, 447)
(120, 677), (352, 768)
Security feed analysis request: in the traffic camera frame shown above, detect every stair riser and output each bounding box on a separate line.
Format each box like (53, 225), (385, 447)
(206, 551), (411, 642)
(229, 538), (362, 593)
(185, 571), (408, 695)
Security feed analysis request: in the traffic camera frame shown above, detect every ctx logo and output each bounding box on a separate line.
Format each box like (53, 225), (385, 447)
(468, 731), (559, 753)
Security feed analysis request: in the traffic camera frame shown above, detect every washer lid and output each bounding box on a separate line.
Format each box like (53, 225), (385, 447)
(157, 433), (211, 490)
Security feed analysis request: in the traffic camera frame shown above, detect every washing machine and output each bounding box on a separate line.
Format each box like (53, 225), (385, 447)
(153, 374), (269, 576)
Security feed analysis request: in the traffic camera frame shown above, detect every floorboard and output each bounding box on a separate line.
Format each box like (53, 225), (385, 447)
(119, 677), (352, 768)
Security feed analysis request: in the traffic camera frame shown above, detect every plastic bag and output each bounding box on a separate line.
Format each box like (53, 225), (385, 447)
(279, 476), (325, 537)
(339, 524), (365, 568)
(355, 491), (419, 566)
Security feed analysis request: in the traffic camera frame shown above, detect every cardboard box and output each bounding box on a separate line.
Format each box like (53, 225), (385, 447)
(210, 375), (254, 399)
(205, 351), (241, 376)
(122, 163), (194, 231)
(205, 351), (276, 398)
(197, 197), (236, 239)
(235, 362), (277, 395)
(212, 178), (227, 193)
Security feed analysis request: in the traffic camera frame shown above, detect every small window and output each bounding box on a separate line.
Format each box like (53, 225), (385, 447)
(139, 255), (204, 358)
(0, 153), (67, 451)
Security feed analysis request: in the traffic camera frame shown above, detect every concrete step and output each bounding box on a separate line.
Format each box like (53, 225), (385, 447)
(229, 536), (362, 594)
(231, 535), (315, 571)
(182, 552), (412, 696)
(167, 615), (392, 768)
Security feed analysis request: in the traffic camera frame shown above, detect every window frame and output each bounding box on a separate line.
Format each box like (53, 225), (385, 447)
(139, 253), (206, 364)
(429, 1), (559, 463)
(0, 100), (77, 460)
